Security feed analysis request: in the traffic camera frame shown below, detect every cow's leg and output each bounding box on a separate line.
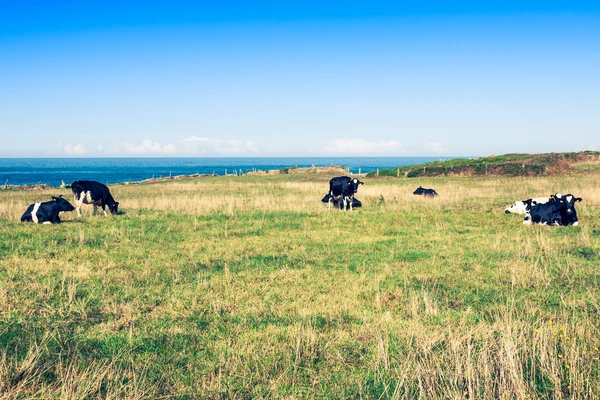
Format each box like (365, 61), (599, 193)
(76, 192), (85, 217)
(328, 192), (333, 211)
(349, 196), (353, 211)
(102, 204), (108, 216)
(93, 203), (98, 216)
(342, 197), (347, 211)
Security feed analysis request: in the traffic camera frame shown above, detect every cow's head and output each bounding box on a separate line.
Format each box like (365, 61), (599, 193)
(552, 194), (582, 226)
(109, 201), (119, 215)
(413, 186), (424, 195)
(52, 195), (75, 212)
(505, 199), (532, 214)
(561, 194), (581, 214)
(549, 193), (565, 202)
(348, 178), (364, 193)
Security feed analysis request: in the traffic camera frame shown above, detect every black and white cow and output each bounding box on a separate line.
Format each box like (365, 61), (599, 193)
(321, 193), (362, 210)
(328, 176), (364, 211)
(504, 197), (551, 214)
(71, 180), (119, 217)
(523, 194), (582, 226)
(21, 196), (75, 224)
(413, 186), (438, 197)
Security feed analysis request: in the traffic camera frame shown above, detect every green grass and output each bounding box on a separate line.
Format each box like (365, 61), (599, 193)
(1, 173), (600, 398)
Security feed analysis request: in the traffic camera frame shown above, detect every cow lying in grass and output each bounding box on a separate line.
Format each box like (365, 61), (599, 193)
(321, 193), (362, 210)
(504, 197), (551, 214)
(21, 196), (75, 224)
(523, 193), (582, 226)
(413, 186), (438, 197)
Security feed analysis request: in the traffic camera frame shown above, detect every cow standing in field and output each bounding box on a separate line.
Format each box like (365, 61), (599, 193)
(523, 193), (582, 226)
(71, 180), (119, 217)
(21, 196), (75, 224)
(327, 176), (364, 211)
(413, 186), (438, 197)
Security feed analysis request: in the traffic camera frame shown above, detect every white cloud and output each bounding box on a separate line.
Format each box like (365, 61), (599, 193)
(119, 137), (258, 156)
(122, 139), (178, 154)
(423, 142), (445, 153)
(324, 138), (404, 155)
(181, 136), (258, 155)
(64, 143), (87, 155)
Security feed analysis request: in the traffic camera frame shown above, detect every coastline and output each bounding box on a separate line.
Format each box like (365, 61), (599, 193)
(0, 165), (352, 191)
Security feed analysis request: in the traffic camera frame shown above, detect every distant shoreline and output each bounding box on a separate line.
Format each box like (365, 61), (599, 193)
(0, 157), (456, 187)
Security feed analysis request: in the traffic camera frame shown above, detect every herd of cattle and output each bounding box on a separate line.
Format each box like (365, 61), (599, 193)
(20, 176), (583, 227)
(21, 180), (119, 224)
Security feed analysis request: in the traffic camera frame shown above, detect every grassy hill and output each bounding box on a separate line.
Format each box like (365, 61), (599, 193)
(1, 173), (599, 398)
(367, 151), (600, 178)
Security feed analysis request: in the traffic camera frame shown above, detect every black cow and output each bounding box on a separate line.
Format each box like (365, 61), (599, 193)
(71, 180), (119, 217)
(413, 186), (438, 197)
(328, 176), (364, 211)
(21, 196), (75, 224)
(321, 193), (362, 210)
(523, 194), (582, 226)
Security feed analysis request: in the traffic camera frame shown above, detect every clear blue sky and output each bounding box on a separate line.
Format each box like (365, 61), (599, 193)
(1, 1), (599, 157)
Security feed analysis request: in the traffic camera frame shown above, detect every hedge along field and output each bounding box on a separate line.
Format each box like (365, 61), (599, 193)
(1, 173), (600, 399)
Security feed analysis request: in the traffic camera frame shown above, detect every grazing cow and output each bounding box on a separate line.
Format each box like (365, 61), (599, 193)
(328, 176), (364, 211)
(413, 186), (438, 197)
(71, 180), (119, 217)
(504, 197), (551, 214)
(523, 194), (582, 226)
(322, 193), (362, 210)
(21, 196), (75, 224)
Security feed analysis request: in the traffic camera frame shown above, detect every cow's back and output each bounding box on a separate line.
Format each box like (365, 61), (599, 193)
(71, 180), (112, 201)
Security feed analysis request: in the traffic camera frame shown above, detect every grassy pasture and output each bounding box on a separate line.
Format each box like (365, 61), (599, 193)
(1, 173), (600, 399)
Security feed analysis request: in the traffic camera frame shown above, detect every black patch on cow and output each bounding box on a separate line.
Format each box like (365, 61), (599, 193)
(71, 180), (119, 215)
(21, 196), (75, 224)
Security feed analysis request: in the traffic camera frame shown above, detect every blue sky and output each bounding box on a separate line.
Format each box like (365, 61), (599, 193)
(1, 1), (599, 157)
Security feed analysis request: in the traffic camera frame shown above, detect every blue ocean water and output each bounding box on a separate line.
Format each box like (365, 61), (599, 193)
(0, 157), (456, 186)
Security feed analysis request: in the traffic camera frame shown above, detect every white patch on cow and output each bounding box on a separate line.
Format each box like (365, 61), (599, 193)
(76, 190), (96, 217)
(530, 197), (550, 205)
(31, 202), (41, 224)
(506, 201), (529, 215)
(505, 197), (550, 215)
(43, 221), (52, 225)
(572, 221), (579, 226)
(565, 195), (574, 203)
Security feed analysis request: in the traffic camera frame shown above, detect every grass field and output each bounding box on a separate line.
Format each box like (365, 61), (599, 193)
(1, 173), (600, 399)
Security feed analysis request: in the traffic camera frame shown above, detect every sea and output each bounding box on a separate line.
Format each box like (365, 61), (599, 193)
(0, 157), (456, 187)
